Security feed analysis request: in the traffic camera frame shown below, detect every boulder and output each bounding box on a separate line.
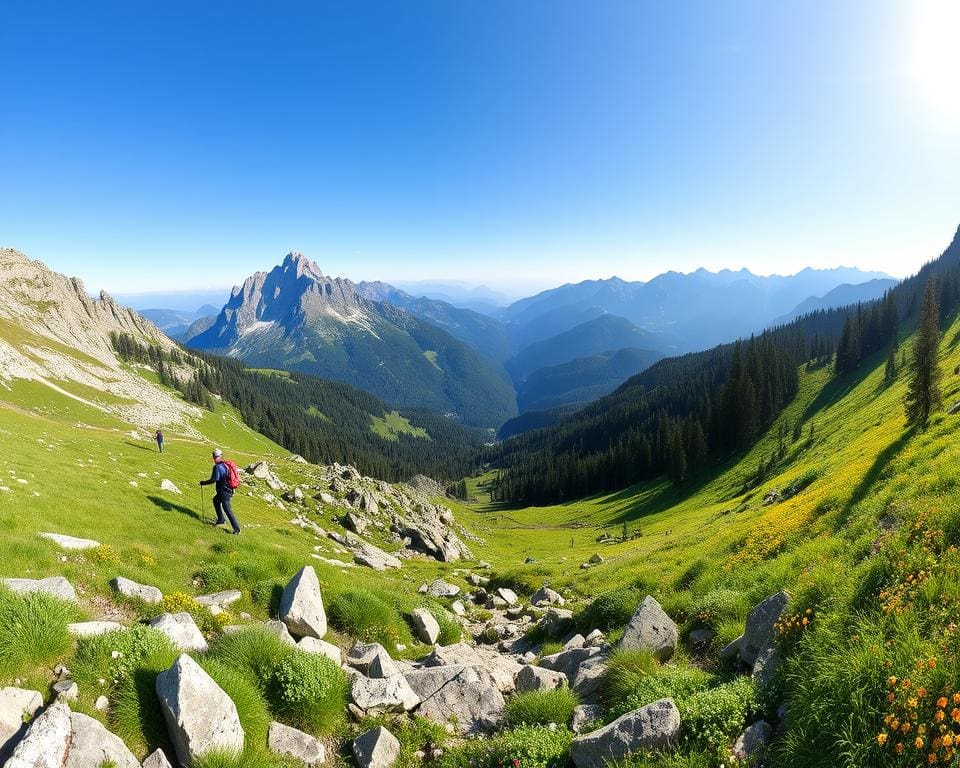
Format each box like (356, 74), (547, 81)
(353, 726), (400, 768)
(39, 532), (100, 550)
(411, 608), (441, 645)
(68, 621), (124, 638)
(688, 629), (715, 649)
(111, 576), (162, 604)
(515, 665), (568, 692)
(0, 687), (43, 763)
(405, 665), (505, 734)
(279, 566), (327, 639)
(350, 675), (420, 714)
(393, 507), (472, 563)
(421, 643), (520, 694)
(2, 576), (77, 602)
(421, 579), (460, 598)
(328, 532), (402, 571)
(343, 511), (369, 535)
(539, 646), (602, 682)
(298, 636), (342, 664)
(155, 654), (245, 766)
(65, 711), (139, 768)
(496, 587), (519, 606)
(620, 596), (678, 662)
(195, 590), (242, 610)
(269, 721), (325, 767)
(450, 600), (466, 616)
(588, 553), (604, 565)
(160, 479), (182, 495)
(539, 608), (574, 638)
(570, 699), (680, 768)
(368, 648), (400, 679)
(347, 643), (391, 675)
(751, 646), (783, 689)
(149, 613), (208, 652)
(571, 704), (603, 734)
(719, 635), (743, 662)
(142, 748), (175, 768)
(264, 620), (297, 645)
(531, 586), (565, 607)
(572, 655), (608, 700)
(741, 591), (789, 667)
(732, 720), (772, 762)
(3, 700), (72, 768)
(584, 629), (606, 648)
(564, 634), (586, 650)
(53, 680), (78, 701)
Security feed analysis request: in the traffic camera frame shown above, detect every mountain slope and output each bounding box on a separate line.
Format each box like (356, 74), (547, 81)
(187, 253), (517, 428)
(774, 278), (898, 324)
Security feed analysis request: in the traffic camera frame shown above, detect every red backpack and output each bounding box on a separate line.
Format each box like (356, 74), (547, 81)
(222, 460), (241, 490)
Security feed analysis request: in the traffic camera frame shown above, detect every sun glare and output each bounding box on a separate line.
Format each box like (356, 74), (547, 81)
(909, 0), (960, 128)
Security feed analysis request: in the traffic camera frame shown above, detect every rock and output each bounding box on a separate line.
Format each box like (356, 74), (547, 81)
(570, 699), (680, 767)
(350, 675), (420, 714)
(279, 566), (327, 639)
(450, 600), (466, 616)
(2, 576), (77, 602)
(269, 721), (325, 767)
(719, 635), (743, 662)
(751, 646), (783, 690)
(466, 574), (489, 587)
(3, 700), (72, 768)
(515, 665), (568, 692)
(195, 590), (243, 609)
(53, 680), (78, 701)
(411, 608), (441, 645)
(39, 532), (100, 550)
(572, 655), (608, 701)
(247, 461), (271, 479)
(328, 531), (402, 571)
(142, 748), (175, 768)
(160, 479), (182, 495)
(393, 505), (472, 562)
(688, 629), (715, 649)
(65, 711), (139, 768)
(111, 576), (162, 604)
(343, 511), (369, 535)
(405, 665), (505, 734)
(620, 596), (678, 662)
(539, 607), (574, 638)
(287, 454), (308, 464)
(421, 579), (460, 598)
(496, 587), (519, 606)
(156, 654), (245, 766)
(732, 720), (772, 761)
(368, 648), (400, 679)
(265, 620), (297, 645)
(741, 591), (789, 667)
(149, 613), (209, 652)
(531, 586), (565, 607)
(571, 704), (603, 734)
(298, 637), (342, 664)
(94, 695), (109, 711)
(0, 687), (43, 763)
(68, 621), (124, 638)
(421, 643), (520, 694)
(353, 726), (401, 768)
(564, 634), (586, 650)
(588, 553), (604, 565)
(347, 643), (391, 675)
(584, 629), (606, 647)
(317, 491), (337, 506)
(539, 646), (602, 682)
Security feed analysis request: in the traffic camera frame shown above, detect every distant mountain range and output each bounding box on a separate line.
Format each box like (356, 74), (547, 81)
(185, 253), (517, 428)
(772, 278), (897, 325)
(139, 305), (220, 340)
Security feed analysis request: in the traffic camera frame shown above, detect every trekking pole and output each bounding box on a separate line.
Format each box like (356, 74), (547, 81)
(199, 484), (205, 524)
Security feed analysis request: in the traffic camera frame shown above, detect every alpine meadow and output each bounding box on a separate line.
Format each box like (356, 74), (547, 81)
(1, 4), (960, 768)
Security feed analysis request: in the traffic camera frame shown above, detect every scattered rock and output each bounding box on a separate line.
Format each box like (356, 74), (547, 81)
(142, 748), (174, 768)
(0, 687), (43, 763)
(160, 479), (182, 495)
(751, 646), (783, 690)
(571, 704), (603, 734)
(65, 711), (139, 768)
(572, 655), (608, 700)
(195, 590), (243, 609)
(450, 600), (466, 617)
(94, 695), (109, 711)
(411, 608), (441, 645)
(368, 648), (400, 679)
(148, 613), (209, 652)
(3, 700), (72, 768)
(279, 566), (327, 639)
(39, 532), (100, 550)
(347, 643), (391, 675)
(269, 721), (325, 767)
(2, 576), (77, 602)
(405, 665), (505, 734)
(298, 637), (342, 664)
(741, 591), (789, 667)
(539, 646), (601, 682)
(53, 680), (78, 701)
(531, 586), (565, 607)
(515, 665), (568, 692)
(688, 629), (715, 649)
(155, 654), (245, 766)
(421, 579), (460, 598)
(620, 596), (678, 662)
(495, 587), (519, 606)
(353, 726), (401, 768)
(732, 720), (772, 762)
(264, 620), (297, 646)
(570, 699), (681, 768)
(68, 621), (124, 638)
(111, 576), (162, 604)
(343, 511), (369, 535)
(588, 553), (604, 565)
(350, 675), (420, 714)
(539, 608), (574, 638)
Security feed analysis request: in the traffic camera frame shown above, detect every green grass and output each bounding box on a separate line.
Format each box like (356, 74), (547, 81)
(504, 688), (580, 728)
(328, 589), (414, 650)
(436, 726), (573, 768)
(0, 589), (78, 679)
(370, 410), (430, 441)
(268, 648), (349, 735)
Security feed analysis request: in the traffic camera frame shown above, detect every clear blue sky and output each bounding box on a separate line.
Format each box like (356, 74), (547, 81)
(1, 1), (958, 296)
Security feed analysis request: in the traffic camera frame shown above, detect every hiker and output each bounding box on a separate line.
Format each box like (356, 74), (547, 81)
(155, 429), (164, 453)
(199, 448), (241, 534)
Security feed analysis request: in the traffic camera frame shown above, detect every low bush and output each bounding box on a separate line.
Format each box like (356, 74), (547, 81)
(206, 625), (297, 690)
(250, 580), (283, 614)
(194, 750), (300, 768)
(269, 649), (349, 735)
(328, 589), (412, 650)
(357, 715), (449, 768)
(688, 588), (749, 631)
(73, 624), (177, 697)
(0, 588), (78, 679)
(193, 563), (240, 592)
(602, 648), (659, 707)
(504, 688), (580, 728)
(678, 676), (755, 758)
(113, 640), (181, 755)
(576, 586), (642, 632)
(437, 726), (572, 768)
(604, 656), (712, 720)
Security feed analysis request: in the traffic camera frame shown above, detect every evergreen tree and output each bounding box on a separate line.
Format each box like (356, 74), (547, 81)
(667, 426), (687, 486)
(884, 348), (897, 386)
(905, 279), (943, 428)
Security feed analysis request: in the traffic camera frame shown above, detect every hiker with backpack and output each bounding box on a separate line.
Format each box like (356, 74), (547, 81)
(199, 448), (241, 534)
(155, 429), (164, 453)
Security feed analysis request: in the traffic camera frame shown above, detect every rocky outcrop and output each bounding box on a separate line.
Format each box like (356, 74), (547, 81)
(515, 665), (568, 692)
(39, 532), (100, 550)
(2, 576), (77, 602)
(67, 621), (124, 638)
(571, 699), (680, 767)
(0, 688), (43, 763)
(411, 608), (441, 645)
(328, 531), (402, 571)
(65, 711), (139, 768)
(156, 654), (245, 766)
(740, 591), (789, 666)
(405, 666), (505, 735)
(351, 674), (420, 714)
(279, 566), (327, 639)
(4, 700), (72, 768)
(620, 596), (678, 662)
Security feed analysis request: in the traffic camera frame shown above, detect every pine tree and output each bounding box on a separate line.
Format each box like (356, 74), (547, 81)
(667, 426), (687, 486)
(884, 348), (897, 386)
(905, 279), (943, 428)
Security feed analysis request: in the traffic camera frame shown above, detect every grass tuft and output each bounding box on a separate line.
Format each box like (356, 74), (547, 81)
(0, 588), (77, 679)
(504, 688), (580, 728)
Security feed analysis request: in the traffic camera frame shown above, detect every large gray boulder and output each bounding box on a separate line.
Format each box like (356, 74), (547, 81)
(195, 590), (242, 609)
(405, 665), (505, 734)
(421, 579), (460, 598)
(353, 726), (400, 768)
(570, 699), (680, 767)
(68, 621), (124, 638)
(4, 700), (72, 768)
(149, 612), (208, 652)
(2, 576), (77, 602)
(571, 704), (603, 734)
(421, 643), (520, 694)
(350, 674), (420, 714)
(0, 687), (43, 763)
(572, 655), (608, 701)
(741, 591), (789, 667)
(368, 648), (400, 679)
(411, 608), (441, 645)
(531, 586), (565, 607)
(142, 748), (175, 768)
(298, 636), (342, 664)
(269, 721), (325, 766)
(111, 575), (163, 604)
(539, 646), (602, 682)
(65, 711), (139, 768)
(279, 566), (327, 639)
(619, 596), (678, 662)
(155, 654), (245, 765)
(515, 665), (568, 692)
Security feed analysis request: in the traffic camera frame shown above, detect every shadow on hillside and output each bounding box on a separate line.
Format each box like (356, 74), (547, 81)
(123, 440), (159, 453)
(838, 426), (916, 527)
(146, 494), (201, 522)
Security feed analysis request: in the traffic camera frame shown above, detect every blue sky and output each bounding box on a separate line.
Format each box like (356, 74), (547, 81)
(1, 1), (958, 296)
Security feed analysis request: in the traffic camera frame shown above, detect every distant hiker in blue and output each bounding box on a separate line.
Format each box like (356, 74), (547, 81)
(155, 429), (164, 453)
(199, 448), (241, 534)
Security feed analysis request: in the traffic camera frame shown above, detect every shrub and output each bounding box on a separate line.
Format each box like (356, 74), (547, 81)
(0, 589), (77, 679)
(577, 586), (642, 632)
(437, 726), (572, 768)
(250, 580), (283, 614)
(602, 648), (659, 707)
(206, 625), (297, 690)
(73, 625), (177, 697)
(688, 589), (749, 631)
(194, 563), (239, 593)
(328, 590), (412, 650)
(269, 649), (349, 735)
(504, 689), (580, 728)
(679, 677), (756, 757)
(539, 641), (564, 657)
(160, 591), (218, 634)
(194, 750), (300, 768)
(604, 656), (712, 720)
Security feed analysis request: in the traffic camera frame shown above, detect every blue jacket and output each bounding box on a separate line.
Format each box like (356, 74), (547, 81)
(201, 461), (232, 494)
